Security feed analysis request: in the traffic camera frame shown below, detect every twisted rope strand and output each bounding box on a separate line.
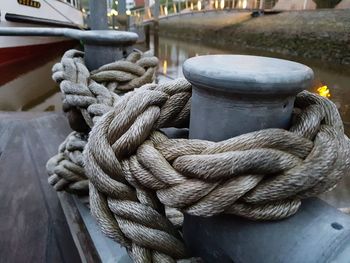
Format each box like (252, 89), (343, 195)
(52, 49), (158, 130)
(48, 50), (350, 262)
(82, 79), (350, 261)
(47, 132), (88, 195)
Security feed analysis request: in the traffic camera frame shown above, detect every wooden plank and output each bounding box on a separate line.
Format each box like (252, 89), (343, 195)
(0, 113), (81, 263)
(0, 112), (130, 263)
(27, 113), (131, 262)
(24, 113), (101, 263)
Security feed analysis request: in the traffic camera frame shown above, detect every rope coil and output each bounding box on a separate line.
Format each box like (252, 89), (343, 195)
(52, 49), (158, 131)
(48, 49), (350, 262)
(47, 131), (88, 195)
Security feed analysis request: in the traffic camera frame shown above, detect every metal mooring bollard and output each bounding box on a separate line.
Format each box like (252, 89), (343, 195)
(80, 30), (137, 70)
(0, 28), (138, 71)
(182, 55), (350, 263)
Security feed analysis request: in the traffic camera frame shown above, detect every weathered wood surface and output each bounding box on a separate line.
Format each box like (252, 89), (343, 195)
(0, 111), (132, 263)
(0, 112), (90, 263)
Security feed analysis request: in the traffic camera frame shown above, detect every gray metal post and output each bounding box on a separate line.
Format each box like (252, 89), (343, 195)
(118, 0), (127, 15)
(184, 55), (312, 141)
(154, 0), (160, 18)
(0, 27), (138, 71)
(0, 26), (137, 132)
(89, 0), (108, 30)
(83, 35), (136, 70)
(86, 0), (135, 69)
(182, 55), (350, 262)
(117, 0), (128, 31)
(153, 0), (160, 58)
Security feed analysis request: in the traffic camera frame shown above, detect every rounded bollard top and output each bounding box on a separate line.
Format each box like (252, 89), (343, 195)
(183, 55), (314, 95)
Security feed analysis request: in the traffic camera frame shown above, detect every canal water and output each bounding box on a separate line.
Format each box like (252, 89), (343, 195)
(3, 35), (350, 134)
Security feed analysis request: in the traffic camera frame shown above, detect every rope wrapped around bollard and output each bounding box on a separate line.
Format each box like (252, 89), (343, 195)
(46, 131), (89, 195)
(47, 50), (350, 262)
(51, 49), (158, 131)
(47, 49), (159, 196)
(83, 79), (350, 262)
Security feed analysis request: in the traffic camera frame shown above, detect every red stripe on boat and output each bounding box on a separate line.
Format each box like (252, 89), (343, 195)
(0, 40), (79, 86)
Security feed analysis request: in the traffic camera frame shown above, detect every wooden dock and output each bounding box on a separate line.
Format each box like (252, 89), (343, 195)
(0, 111), (349, 262)
(0, 112), (82, 262)
(0, 112), (131, 263)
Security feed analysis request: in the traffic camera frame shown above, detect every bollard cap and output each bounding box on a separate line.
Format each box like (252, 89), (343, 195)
(183, 55), (314, 95)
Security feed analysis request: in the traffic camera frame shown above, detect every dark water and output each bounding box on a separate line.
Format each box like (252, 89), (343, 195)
(154, 36), (350, 135)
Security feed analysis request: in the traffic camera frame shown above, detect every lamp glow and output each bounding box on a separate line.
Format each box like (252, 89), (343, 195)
(111, 9), (118, 16)
(163, 60), (167, 75)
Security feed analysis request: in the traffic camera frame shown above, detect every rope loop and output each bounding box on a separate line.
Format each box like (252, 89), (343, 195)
(83, 79), (350, 261)
(52, 49), (158, 131)
(48, 50), (350, 262)
(47, 131), (88, 195)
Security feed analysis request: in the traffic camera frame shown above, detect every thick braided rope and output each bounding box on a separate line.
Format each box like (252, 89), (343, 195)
(84, 79), (350, 262)
(52, 49), (158, 129)
(47, 49), (158, 196)
(85, 79), (192, 262)
(47, 131), (88, 195)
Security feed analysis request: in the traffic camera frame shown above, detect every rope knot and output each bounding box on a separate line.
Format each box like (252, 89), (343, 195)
(82, 79), (350, 261)
(47, 132), (88, 195)
(48, 51), (350, 262)
(52, 49), (159, 132)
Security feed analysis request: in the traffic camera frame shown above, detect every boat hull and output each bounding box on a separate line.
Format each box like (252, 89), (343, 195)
(0, 0), (84, 110)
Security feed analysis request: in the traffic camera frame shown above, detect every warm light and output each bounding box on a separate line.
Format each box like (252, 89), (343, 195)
(214, 0), (218, 8)
(107, 12), (112, 17)
(220, 0), (225, 9)
(163, 60), (167, 75)
(242, 0), (247, 8)
(190, 2), (194, 10)
(197, 0), (202, 10)
(164, 6), (168, 15)
(126, 9), (131, 15)
(111, 9), (118, 16)
(115, 0), (118, 4)
(317, 85), (331, 98)
(82, 8), (86, 13)
(173, 3), (177, 13)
